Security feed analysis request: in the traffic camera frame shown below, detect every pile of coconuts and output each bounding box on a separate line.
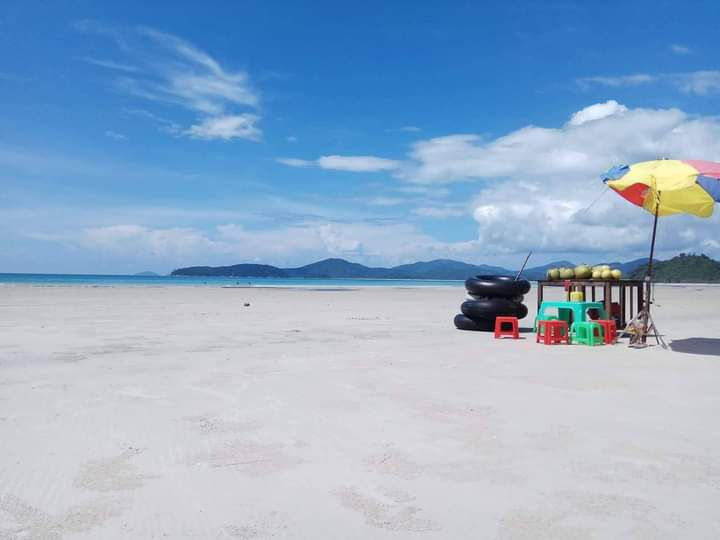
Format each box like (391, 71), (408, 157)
(546, 264), (623, 281)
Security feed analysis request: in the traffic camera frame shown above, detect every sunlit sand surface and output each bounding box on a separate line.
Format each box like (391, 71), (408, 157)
(1, 285), (719, 538)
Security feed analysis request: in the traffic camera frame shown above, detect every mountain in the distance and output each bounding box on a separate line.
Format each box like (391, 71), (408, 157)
(600, 258), (654, 276)
(172, 263), (287, 277)
(389, 259), (509, 279)
(285, 258), (387, 278)
(519, 260), (574, 280)
(630, 254), (720, 282)
(171, 256), (658, 280)
(171, 258), (512, 280)
(135, 271), (160, 276)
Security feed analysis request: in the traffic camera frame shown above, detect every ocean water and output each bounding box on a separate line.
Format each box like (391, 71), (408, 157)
(0, 273), (465, 288)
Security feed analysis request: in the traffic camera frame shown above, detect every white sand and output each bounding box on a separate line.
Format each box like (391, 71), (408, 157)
(1, 284), (719, 538)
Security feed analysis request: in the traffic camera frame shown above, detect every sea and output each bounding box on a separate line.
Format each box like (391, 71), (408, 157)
(0, 273), (465, 288)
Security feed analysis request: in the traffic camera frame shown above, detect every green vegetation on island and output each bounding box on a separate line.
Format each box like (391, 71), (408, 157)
(630, 254), (720, 282)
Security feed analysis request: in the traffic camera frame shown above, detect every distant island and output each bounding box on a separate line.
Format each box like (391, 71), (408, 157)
(170, 256), (686, 281)
(135, 271), (160, 276)
(630, 254), (720, 282)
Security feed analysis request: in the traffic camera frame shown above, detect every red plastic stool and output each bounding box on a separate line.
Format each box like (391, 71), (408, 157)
(494, 316), (519, 339)
(595, 320), (617, 344)
(536, 320), (569, 345)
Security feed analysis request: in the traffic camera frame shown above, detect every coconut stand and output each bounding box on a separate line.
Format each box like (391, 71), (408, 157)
(536, 278), (645, 328)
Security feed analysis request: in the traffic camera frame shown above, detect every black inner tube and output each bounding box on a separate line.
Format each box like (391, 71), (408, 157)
(465, 275), (530, 297)
(453, 314), (495, 331)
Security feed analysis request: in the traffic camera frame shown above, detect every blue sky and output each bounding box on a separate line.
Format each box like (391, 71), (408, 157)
(2, 0), (720, 273)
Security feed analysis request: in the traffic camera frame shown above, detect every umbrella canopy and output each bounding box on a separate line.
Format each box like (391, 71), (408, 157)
(602, 159), (720, 217)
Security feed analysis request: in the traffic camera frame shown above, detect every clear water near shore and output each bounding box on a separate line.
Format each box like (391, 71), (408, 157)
(0, 273), (465, 288)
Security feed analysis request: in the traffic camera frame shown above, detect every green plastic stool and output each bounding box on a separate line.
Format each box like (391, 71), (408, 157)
(571, 321), (604, 346)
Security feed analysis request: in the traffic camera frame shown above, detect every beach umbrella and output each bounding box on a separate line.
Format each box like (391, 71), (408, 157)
(601, 159), (720, 347)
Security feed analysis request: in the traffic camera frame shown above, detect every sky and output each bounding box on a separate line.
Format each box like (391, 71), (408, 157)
(2, 0), (720, 274)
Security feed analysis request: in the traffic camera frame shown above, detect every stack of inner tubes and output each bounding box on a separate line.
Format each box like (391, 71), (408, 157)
(454, 275), (531, 331)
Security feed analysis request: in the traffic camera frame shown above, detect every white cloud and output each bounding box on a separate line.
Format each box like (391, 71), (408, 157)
(412, 205), (466, 219)
(398, 103), (720, 184)
(578, 73), (656, 88)
(184, 114), (260, 141)
(455, 103), (720, 256)
(396, 185), (450, 197)
(81, 224), (214, 257)
(671, 43), (692, 55)
(316, 155), (401, 172)
(568, 100), (627, 126)
(104, 130), (127, 140)
(367, 196), (405, 207)
(56, 220), (479, 268)
(673, 70), (720, 95)
(276, 157), (313, 167)
(277, 155), (401, 172)
(79, 23), (260, 141)
(130, 26), (258, 113)
(579, 70), (720, 96)
(212, 221), (479, 264)
(274, 102), (720, 258)
(123, 108), (181, 135)
(82, 57), (137, 72)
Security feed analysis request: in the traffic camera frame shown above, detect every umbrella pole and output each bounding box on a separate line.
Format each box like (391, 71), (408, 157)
(626, 194), (666, 349)
(641, 199), (660, 344)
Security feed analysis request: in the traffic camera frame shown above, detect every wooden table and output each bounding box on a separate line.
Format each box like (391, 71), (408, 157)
(537, 279), (644, 328)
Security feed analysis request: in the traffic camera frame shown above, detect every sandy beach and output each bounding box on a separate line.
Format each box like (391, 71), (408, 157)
(1, 284), (720, 539)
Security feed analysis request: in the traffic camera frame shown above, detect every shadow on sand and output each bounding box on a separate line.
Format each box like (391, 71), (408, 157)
(670, 338), (720, 356)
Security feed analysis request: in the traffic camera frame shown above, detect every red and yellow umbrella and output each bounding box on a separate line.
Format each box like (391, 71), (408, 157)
(602, 159), (720, 217)
(601, 158), (720, 347)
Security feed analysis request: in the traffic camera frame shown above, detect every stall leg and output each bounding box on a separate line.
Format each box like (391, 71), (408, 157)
(538, 282), (544, 313)
(604, 282), (612, 319)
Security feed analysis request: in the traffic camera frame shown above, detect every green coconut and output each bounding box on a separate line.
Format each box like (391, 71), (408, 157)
(547, 268), (560, 280)
(592, 269), (602, 279)
(601, 269), (612, 280)
(611, 269), (622, 280)
(560, 268), (575, 279)
(574, 264), (592, 279)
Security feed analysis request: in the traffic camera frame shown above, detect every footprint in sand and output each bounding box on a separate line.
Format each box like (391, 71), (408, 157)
(334, 486), (440, 532)
(186, 440), (301, 476)
(183, 414), (258, 435)
(0, 493), (126, 539)
(365, 451), (423, 479)
(74, 448), (157, 492)
(498, 490), (683, 540)
(223, 511), (289, 539)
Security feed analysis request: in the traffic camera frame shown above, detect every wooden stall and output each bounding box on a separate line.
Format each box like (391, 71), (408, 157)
(536, 279), (645, 328)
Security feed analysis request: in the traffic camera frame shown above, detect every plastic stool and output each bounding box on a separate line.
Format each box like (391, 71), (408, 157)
(536, 320), (569, 345)
(571, 321), (604, 346)
(595, 320), (617, 344)
(494, 316), (519, 339)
